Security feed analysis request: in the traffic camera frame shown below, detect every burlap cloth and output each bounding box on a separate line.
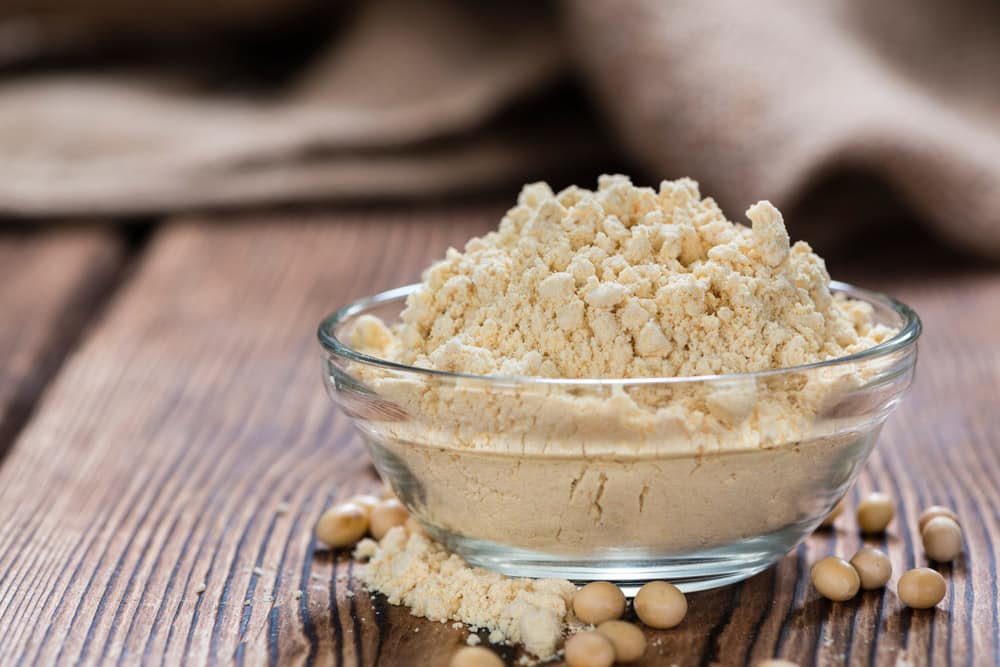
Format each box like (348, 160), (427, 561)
(1, 0), (998, 255)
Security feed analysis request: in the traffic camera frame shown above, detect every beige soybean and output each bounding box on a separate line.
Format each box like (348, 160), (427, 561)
(564, 631), (615, 667)
(449, 646), (504, 667)
(573, 582), (626, 625)
(922, 516), (963, 562)
(315, 502), (368, 548)
(897, 568), (947, 609)
(856, 492), (894, 533)
(596, 620), (646, 662)
(634, 581), (687, 629)
(810, 556), (860, 601)
(370, 499), (409, 539)
(918, 505), (960, 532)
(850, 547), (892, 589)
(350, 494), (380, 516)
(819, 498), (846, 528)
(404, 516), (428, 537)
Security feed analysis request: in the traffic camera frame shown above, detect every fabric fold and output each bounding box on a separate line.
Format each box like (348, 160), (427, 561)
(0, 0), (997, 256)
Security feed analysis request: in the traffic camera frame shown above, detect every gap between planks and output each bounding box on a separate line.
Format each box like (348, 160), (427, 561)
(0, 224), (144, 456)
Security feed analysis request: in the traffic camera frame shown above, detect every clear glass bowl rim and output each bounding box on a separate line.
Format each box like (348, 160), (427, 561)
(317, 281), (921, 387)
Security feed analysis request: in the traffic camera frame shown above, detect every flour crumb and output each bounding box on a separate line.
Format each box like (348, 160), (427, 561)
(294, 590), (303, 600)
(466, 634), (481, 646)
(193, 582), (206, 595)
(360, 527), (575, 658)
(354, 538), (378, 560)
(275, 501), (290, 515)
(252, 567), (265, 577)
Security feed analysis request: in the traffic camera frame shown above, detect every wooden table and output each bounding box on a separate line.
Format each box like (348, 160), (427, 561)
(0, 206), (997, 666)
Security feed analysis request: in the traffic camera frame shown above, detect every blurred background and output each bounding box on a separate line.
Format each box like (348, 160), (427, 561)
(1, 0), (999, 258)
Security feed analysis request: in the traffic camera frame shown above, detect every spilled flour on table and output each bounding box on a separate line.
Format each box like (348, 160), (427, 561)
(356, 526), (577, 659)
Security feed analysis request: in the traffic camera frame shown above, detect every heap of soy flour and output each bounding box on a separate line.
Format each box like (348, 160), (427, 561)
(349, 176), (896, 660)
(358, 174), (890, 379)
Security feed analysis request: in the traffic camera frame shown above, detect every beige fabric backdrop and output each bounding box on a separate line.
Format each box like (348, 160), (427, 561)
(0, 0), (998, 256)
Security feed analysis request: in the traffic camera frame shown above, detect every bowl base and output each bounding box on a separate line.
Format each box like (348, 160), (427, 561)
(428, 526), (808, 594)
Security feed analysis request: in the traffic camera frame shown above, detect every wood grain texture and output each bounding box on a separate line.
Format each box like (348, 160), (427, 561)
(0, 227), (123, 453)
(0, 211), (996, 666)
(0, 208), (497, 666)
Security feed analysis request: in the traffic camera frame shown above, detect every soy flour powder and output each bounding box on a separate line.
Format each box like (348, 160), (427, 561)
(360, 174), (891, 379)
(358, 527), (577, 658)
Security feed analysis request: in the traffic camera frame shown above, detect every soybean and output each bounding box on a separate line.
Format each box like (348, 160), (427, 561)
(349, 494), (380, 516)
(634, 581), (687, 629)
(856, 492), (894, 533)
(573, 582), (626, 625)
(810, 556), (860, 601)
(898, 568), (947, 609)
(596, 620), (646, 662)
(369, 498), (409, 539)
(315, 502), (368, 548)
(449, 646), (504, 667)
(564, 631), (615, 667)
(404, 516), (428, 537)
(922, 516), (963, 562)
(918, 505), (959, 532)
(850, 547), (892, 589)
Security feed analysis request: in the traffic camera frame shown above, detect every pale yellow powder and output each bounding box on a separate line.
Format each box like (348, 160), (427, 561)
(343, 175), (899, 560)
(364, 175), (891, 379)
(358, 526), (576, 658)
(347, 176), (896, 460)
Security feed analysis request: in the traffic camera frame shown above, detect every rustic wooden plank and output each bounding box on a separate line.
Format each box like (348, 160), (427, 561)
(0, 208), (497, 666)
(0, 227), (124, 453)
(0, 211), (996, 666)
(0, 226), (126, 663)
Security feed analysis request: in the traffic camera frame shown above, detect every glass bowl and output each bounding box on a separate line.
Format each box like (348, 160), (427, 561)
(318, 282), (920, 592)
